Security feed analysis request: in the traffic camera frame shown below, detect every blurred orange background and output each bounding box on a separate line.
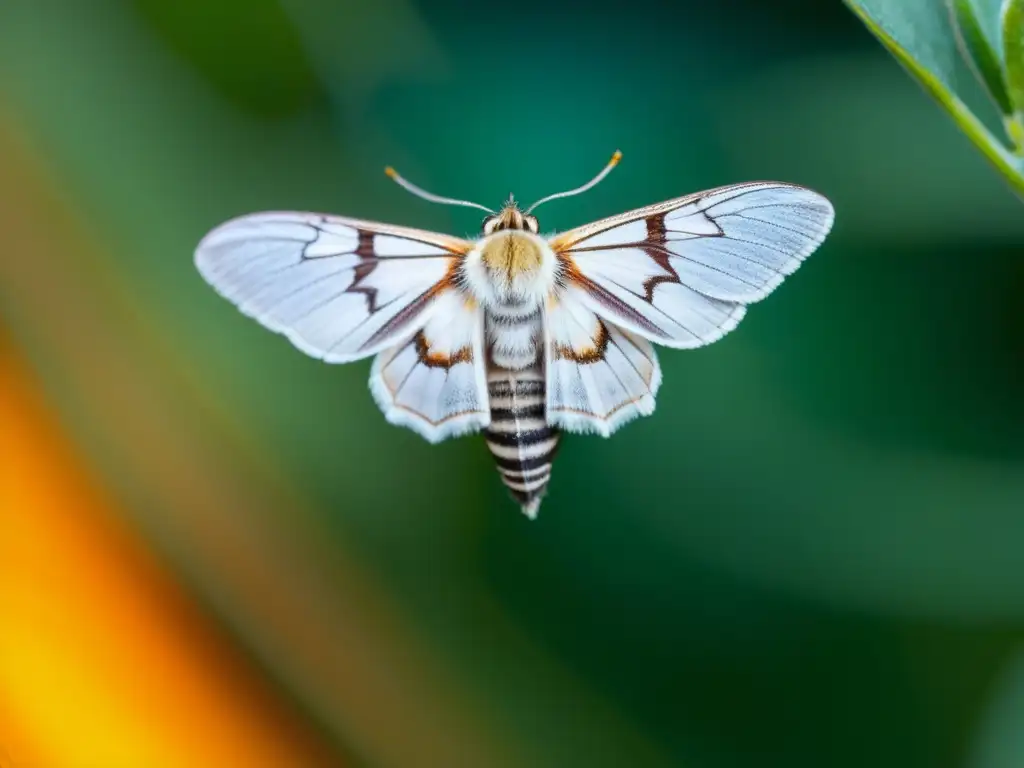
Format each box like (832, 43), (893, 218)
(1, 337), (338, 768)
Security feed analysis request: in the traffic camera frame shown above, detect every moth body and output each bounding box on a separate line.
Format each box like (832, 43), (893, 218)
(483, 361), (559, 519)
(487, 309), (540, 369)
(463, 227), (557, 309)
(466, 202), (561, 515)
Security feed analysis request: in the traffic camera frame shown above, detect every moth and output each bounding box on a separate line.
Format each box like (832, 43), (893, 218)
(194, 152), (834, 518)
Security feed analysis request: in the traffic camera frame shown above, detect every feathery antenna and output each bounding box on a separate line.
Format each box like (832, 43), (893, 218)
(524, 150), (622, 214)
(385, 166), (494, 213)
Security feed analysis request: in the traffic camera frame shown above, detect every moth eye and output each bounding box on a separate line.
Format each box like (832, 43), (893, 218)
(483, 217), (498, 235)
(524, 215), (539, 233)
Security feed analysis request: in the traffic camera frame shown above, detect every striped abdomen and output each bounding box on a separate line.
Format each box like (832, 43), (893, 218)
(483, 365), (560, 518)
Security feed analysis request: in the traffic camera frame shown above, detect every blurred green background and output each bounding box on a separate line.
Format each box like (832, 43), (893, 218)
(3, 0), (1024, 766)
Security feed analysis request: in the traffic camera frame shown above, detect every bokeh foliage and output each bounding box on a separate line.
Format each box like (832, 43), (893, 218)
(3, 0), (1024, 766)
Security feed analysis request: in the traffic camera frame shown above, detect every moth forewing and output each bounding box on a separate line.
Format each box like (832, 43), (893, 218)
(547, 181), (832, 256)
(549, 182), (834, 352)
(193, 211), (476, 364)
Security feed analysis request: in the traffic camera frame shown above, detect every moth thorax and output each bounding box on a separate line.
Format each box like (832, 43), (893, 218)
(481, 232), (543, 279)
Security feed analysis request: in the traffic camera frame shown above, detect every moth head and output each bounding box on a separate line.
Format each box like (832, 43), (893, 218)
(482, 197), (539, 234)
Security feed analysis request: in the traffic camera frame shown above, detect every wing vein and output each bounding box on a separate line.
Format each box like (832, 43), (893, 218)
(594, 272), (706, 340)
(699, 185), (782, 212)
(641, 242), (765, 290)
(608, 329), (648, 387)
(722, 212), (821, 239)
(261, 265), (353, 311)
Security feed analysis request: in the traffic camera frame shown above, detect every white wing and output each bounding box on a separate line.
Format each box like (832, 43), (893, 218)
(544, 284), (662, 436)
(196, 211), (490, 442)
(195, 211), (474, 363)
(549, 182), (834, 348)
(370, 291), (490, 442)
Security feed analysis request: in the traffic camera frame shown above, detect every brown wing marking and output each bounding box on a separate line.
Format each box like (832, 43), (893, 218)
(552, 317), (609, 364)
(414, 329), (474, 369)
(559, 210), (731, 310)
(295, 222), (463, 352)
(556, 211), (695, 340)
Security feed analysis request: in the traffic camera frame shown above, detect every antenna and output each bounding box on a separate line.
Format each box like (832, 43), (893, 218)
(524, 150), (622, 214)
(385, 166), (494, 214)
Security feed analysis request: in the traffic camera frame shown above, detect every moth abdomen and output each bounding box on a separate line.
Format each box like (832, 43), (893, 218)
(484, 366), (560, 519)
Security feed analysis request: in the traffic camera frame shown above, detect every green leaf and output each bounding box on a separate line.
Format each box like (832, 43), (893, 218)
(969, 0), (1012, 58)
(951, 0), (1015, 114)
(844, 0), (1024, 196)
(1003, 0), (1024, 113)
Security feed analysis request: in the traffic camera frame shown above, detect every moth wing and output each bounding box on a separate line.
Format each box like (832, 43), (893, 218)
(548, 182), (834, 348)
(195, 211), (474, 363)
(370, 291), (490, 442)
(544, 284), (662, 437)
